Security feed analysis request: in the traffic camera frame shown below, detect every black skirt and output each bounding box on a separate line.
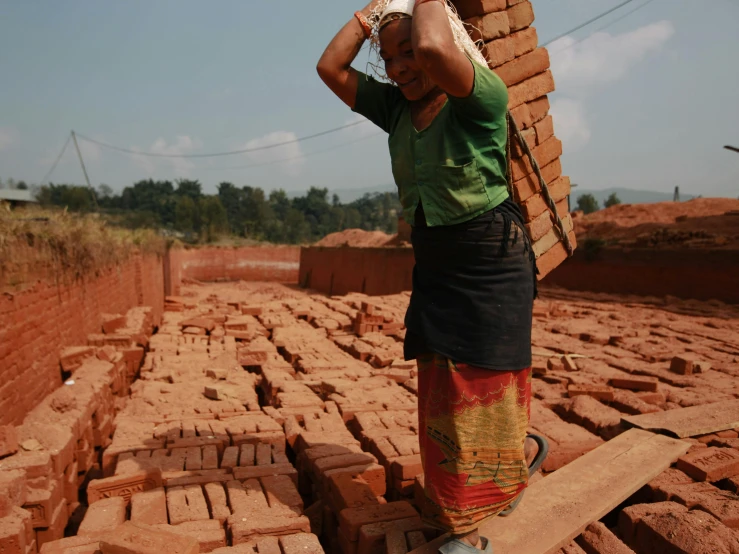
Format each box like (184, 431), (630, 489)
(403, 198), (536, 370)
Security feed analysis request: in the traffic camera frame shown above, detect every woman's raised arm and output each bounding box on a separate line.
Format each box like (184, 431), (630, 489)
(411, 0), (476, 98)
(317, 2), (381, 108)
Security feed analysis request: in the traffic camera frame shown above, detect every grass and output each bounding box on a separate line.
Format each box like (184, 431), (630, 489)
(0, 204), (166, 290)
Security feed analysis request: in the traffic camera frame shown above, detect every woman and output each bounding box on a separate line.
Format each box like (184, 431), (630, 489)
(317, 0), (548, 551)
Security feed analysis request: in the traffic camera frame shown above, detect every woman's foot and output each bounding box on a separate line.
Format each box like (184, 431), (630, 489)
(524, 436), (539, 469)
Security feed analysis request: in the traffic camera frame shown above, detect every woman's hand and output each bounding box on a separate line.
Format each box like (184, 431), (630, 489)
(317, 1), (382, 108)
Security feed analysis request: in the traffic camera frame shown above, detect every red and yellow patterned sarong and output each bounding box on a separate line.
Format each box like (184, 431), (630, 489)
(417, 353), (532, 534)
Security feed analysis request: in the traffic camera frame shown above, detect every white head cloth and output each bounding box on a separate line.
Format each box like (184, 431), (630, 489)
(370, 0), (488, 67)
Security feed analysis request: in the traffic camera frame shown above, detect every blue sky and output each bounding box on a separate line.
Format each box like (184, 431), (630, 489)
(0, 0), (738, 198)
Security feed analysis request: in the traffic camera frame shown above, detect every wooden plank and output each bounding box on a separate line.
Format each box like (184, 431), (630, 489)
(408, 429), (689, 554)
(621, 399), (739, 438)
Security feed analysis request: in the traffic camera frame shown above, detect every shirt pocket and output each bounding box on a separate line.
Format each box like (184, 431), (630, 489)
(435, 159), (490, 219)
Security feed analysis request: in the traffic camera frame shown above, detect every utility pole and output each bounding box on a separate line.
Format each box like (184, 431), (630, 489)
(71, 131), (98, 209)
(724, 145), (739, 154)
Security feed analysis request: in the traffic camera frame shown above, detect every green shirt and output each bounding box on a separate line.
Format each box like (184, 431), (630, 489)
(352, 59), (510, 227)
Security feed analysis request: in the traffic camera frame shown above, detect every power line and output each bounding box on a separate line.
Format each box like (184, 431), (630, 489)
(203, 131), (384, 171)
(39, 133), (72, 185)
(74, 119), (370, 159)
(549, 0), (658, 54)
(542, 0), (639, 47)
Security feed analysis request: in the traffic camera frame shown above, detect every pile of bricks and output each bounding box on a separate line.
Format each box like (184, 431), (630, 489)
(0, 306), (155, 553)
(454, 0), (576, 278)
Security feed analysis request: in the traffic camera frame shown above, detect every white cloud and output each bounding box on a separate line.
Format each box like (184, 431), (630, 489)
(550, 98), (591, 151)
(132, 135), (203, 177)
(549, 21), (675, 94)
(0, 128), (17, 151)
(546, 21), (675, 153)
(240, 131), (305, 176)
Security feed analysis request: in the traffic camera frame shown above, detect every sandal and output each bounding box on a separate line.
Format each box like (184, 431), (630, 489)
(439, 536), (493, 554)
(498, 434), (549, 517)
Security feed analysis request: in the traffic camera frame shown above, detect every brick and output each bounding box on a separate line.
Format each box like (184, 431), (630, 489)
(226, 479), (268, 515)
(609, 376), (659, 392)
(78, 496), (127, 536)
(694, 490), (739, 528)
(406, 531), (427, 551)
(577, 521), (635, 554)
(0, 507), (33, 554)
(567, 385), (615, 402)
(618, 501), (687, 545)
(0, 469), (26, 519)
(228, 511), (311, 545)
(221, 446), (239, 469)
(0, 451), (52, 479)
(511, 27), (538, 57)
(390, 456), (423, 481)
(511, 127), (537, 159)
(511, 136), (563, 182)
(256, 536), (283, 554)
(669, 356), (694, 375)
(509, 102), (532, 129)
(280, 533), (325, 554)
(507, 0), (534, 31)
(525, 206), (556, 242)
(87, 469), (163, 505)
(163, 468), (232, 487)
(313, 453), (377, 479)
(152, 521), (227, 553)
(329, 472), (382, 513)
(323, 464), (387, 498)
(532, 214), (574, 258)
(23, 480), (62, 528)
(456, 0), (506, 18)
(495, 48), (550, 87)
(677, 447), (739, 481)
(468, 11), (510, 41)
(256, 443), (272, 466)
(38, 534), (102, 553)
(484, 36), (515, 68)
(635, 508), (739, 553)
(99, 521), (199, 554)
(0, 425), (18, 458)
(534, 114), (554, 145)
(556, 395), (623, 440)
(262, 474), (303, 513)
(203, 482), (231, 522)
(385, 528), (407, 554)
(535, 231), (577, 280)
(166, 485), (210, 525)
(357, 516), (426, 554)
(339, 501), (418, 541)
(130, 487), (168, 525)
(239, 444), (255, 466)
(527, 96), (550, 124)
(232, 463), (298, 484)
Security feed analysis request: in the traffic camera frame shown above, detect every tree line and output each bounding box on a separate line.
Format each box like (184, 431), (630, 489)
(29, 179), (401, 244)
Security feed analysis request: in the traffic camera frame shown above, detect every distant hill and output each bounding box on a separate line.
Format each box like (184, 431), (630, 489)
(572, 187), (697, 206)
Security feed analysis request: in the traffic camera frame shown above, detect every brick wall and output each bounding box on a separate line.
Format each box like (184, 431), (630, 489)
(177, 246), (300, 284)
(0, 253), (165, 426)
(299, 247), (414, 296)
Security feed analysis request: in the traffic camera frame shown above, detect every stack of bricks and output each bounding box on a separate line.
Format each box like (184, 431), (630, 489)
(454, 0), (577, 278)
(0, 305), (158, 552)
(352, 302), (404, 338)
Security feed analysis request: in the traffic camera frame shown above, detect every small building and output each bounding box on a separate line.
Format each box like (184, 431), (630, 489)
(0, 189), (38, 209)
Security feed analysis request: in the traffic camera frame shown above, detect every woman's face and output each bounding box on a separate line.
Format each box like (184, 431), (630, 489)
(378, 18), (435, 101)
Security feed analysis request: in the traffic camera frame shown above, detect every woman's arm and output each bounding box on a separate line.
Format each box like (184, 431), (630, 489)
(412, 0), (476, 98)
(317, 2), (380, 108)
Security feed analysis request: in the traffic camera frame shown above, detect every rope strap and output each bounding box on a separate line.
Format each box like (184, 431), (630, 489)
(506, 111), (574, 257)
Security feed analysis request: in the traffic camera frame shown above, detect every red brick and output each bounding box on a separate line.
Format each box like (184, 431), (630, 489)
(531, 214), (573, 258)
(390, 456), (423, 481)
(357, 516), (426, 554)
(511, 136), (563, 182)
(677, 447), (739, 482)
(0, 507), (33, 554)
(261, 474), (303, 513)
(228, 512), (311, 545)
(130, 487), (168, 525)
(536, 231), (577, 280)
(635, 509), (739, 553)
(484, 36), (515, 68)
(0, 425), (18, 458)
(203, 482), (231, 523)
(534, 114), (554, 145)
(467, 11), (510, 42)
(567, 385), (616, 402)
(0, 469), (26, 518)
(99, 521), (199, 554)
(280, 533), (325, 554)
(152, 521), (227, 552)
(329, 472), (383, 513)
(385, 528), (407, 554)
(87, 469), (163, 505)
(526, 207), (555, 243)
(455, 0), (507, 19)
(527, 96), (550, 124)
(609, 376), (659, 392)
(511, 27), (538, 57)
(323, 464), (387, 498)
(509, 102), (533, 129)
(507, 1), (534, 31)
(339, 501), (418, 541)
(618, 501), (687, 545)
(495, 48), (550, 87)
(669, 356), (694, 376)
(77, 496), (127, 536)
(577, 521), (635, 554)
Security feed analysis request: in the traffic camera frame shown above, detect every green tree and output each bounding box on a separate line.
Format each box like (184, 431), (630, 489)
(577, 193), (600, 214)
(199, 196), (228, 242)
(175, 196), (198, 236)
(604, 192), (621, 208)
